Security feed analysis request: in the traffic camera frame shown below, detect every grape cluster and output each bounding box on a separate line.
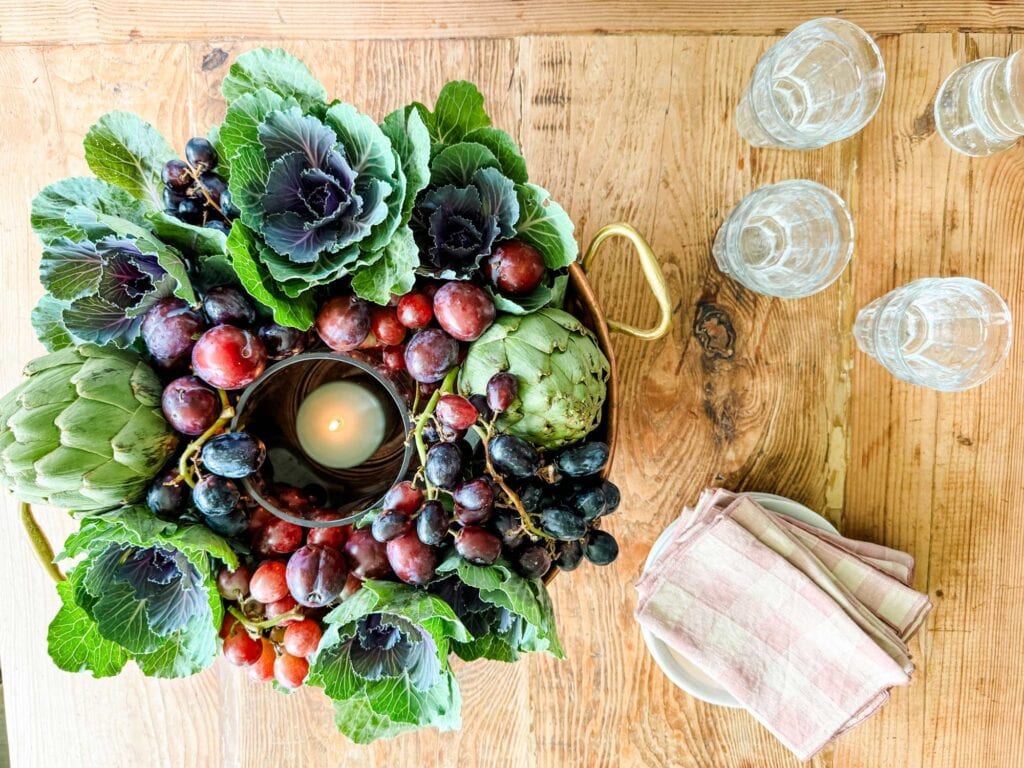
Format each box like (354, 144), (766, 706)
(161, 137), (235, 232)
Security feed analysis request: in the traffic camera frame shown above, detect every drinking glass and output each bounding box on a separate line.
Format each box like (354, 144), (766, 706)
(853, 278), (1013, 391)
(735, 18), (886, 149)
(934, 50), (1024, 157)
(712, 180), (854, 298)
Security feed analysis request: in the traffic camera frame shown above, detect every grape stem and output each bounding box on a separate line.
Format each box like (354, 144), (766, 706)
(471, 423), (549, 541)
(185, 162), (225, 216)
(177, 388), (234, 489)
(228, 604), (303, 634)
(412, 368), (460, 500)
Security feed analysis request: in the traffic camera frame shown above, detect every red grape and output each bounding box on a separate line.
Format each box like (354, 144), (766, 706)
(254, 517), (304, 556)
(344, 528), (392, 579)
(381, 345), (406, 372)
(341, 573), (363, 600)
(283, 619), (323, 658)
(306, 513), (347, 549)
(223, 624), (262, 666)
(386, 531), (439, 585)
(486, 373), (520, 413)
(192, 325), (267, 390)
(404, 329), (459, 383)
(454, 525), (502, 565)
(286, 545), (348, 608)
(486, 241), (546, 295)
(274, 652), (309, 689)
(219, 614), (238, 640)
(161, 376), (220, 435)
(249, 560), (288, 604)
(248, 638), (276, 682)
(396, 293), (433, 329)
(382, 481), (424, 514)
(216, 565), (251, 600)
(432, 283), (495, 342)
(264, 594), (300, 625)
(142, 298), (205, 370)
(370, 306), (407, 346)
(435, 394), (479, 430)
(316, 295), (370, 352)
(276, 486), (313, 516)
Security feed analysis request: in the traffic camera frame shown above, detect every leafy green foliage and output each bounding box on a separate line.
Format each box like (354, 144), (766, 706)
(308, 580), (468, 743)
(514, 183), (578, 269)
(222, 47), (327, 108)
(47, 506), (234, 680)
(83, 112), (177, 210)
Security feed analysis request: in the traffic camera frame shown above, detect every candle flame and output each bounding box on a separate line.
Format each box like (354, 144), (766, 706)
(328, 418), (343, 432)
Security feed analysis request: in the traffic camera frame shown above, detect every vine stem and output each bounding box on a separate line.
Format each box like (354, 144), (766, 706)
(412, 368), (459, 500)
(228, 604), (303, 634)
(20, 503), (64, 583)
(177, 389), (234, 489)
(471, 424), (548, 541)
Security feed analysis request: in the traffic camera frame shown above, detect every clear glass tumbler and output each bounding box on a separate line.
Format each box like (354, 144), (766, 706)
(934, 50), (1024, 157)
(853, 278), (1013, 391)
(735, 17), (886, 149)
(712, 180), (854, 298)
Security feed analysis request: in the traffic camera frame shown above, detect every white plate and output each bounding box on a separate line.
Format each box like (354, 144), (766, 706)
(639, 492), (840, 708)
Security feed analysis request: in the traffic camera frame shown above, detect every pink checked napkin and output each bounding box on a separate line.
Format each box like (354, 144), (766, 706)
(636, 490), (931, 761)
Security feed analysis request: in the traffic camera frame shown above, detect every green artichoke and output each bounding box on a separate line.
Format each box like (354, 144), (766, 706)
(460, 308), (610, 449)
(0, 345), (177, 510)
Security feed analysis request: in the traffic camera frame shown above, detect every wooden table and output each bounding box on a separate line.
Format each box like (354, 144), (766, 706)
(1, 2), (1023, 766)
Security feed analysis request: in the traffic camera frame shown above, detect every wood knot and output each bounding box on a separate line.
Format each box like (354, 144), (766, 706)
(202, 48), (229, 72)
(693, 303), (736, 360)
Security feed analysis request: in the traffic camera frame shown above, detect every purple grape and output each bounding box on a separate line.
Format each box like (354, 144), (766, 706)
(454, 526), (502, 565)
(142, 298), (205, 370)
(257, 322), (308, 360)
(415, 501), (449, 546)
(202, 286), (255, 327)
(404, 329), (459, 383)
(185, 137), (218, 169)
(161, 376), (219, 435)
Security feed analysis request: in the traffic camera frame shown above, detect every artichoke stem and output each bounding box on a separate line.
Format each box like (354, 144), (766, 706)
(20, 503), (65, 583)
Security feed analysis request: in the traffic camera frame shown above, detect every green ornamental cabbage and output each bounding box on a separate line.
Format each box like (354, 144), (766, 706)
(0, 345), (177, 510)
(459, 308), (610, 449)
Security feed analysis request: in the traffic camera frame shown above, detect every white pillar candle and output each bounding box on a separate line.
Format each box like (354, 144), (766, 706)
(294, 381), (387, 469)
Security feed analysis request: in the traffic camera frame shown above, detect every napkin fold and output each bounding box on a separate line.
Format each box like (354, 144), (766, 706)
(636, 489), (931, 761)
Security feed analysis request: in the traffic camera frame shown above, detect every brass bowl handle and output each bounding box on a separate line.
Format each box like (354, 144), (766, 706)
(21, 503), (64, 583)
(582, 223), (672, 341)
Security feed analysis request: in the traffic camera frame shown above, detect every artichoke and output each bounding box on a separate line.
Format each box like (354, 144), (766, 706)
(459, 308), (610, 449)
(0, 345), (177, 510)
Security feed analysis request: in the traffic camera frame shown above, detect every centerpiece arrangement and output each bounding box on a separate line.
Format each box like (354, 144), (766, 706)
(0, 49), (644, 742)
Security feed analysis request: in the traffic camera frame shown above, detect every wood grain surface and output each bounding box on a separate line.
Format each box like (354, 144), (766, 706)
(1, 8), (1022, 768)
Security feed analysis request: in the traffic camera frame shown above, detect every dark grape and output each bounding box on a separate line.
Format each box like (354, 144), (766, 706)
(162, 158), (192, 191)
(493, 510), (526, 548)
(382, 481), (424, 514)
(432, 282), (495, 342)
(162, 376), (219, 435)
(203, 286), (255, 327)
(556, 442), (610, 478)
(257, 322), (308, 360)
(185, 136), (218, 169)
(177, 197), (203, 222)
(437, 423), (465, 444)
(488, 434), (540, 478)
(486, 373), (519, 413)
(435, 394), (479, 430)
(404, 329), (459, 383)
(453, 478), (493, 515)
(371, 511), (412, 543)
(583, 529), (619, 566)
(192, 474), (240, 516)
(286, 544), (349, 608)
(602, 481), (621, 514)
(386, 532), (439, 585)
(573, 486), (607, 521)
(220, 189), (239, 219)
(370, 306), (407, 346)
(516, 545), (552, 578)
(422, 420), (441, 445)
(316, 296), (370, 352)
(344, 528), (392, 579)
(540, 505), (586, 541)
(468, 394), (493, 422)
(415, 501), (449, 546)
(201, 431), (266, 478)
(146, 470), (188, 520)
(425, 442), (462, 489)
(486, 241), (546, 296)
(555, 540), (584, 571)
(198, 172), (226, 204)
(142, 298), (205, 370)
(203, 507), (249, 538)
(516, 478), (547, 513)
(396, 292), (433, 329)
(192, 325), (267, 390)
(454, 526), (502, 565)
(204, 219), (231, 234)
(163, 187), (185, 211)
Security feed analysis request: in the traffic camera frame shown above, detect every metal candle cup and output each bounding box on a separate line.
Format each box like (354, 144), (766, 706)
(231, 352), (413, 528)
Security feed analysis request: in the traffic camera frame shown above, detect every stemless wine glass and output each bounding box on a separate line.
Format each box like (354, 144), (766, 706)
(712, 180), (854, 298)
(735, 18), (886, 149)
(853, 278), (1013, 391)
(934, 49), (1024, 157)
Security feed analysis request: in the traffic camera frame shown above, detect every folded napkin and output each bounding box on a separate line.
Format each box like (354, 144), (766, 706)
(636, 489), (931, 761)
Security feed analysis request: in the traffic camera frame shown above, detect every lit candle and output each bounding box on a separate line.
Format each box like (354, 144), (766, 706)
(294, 381), (387, 469)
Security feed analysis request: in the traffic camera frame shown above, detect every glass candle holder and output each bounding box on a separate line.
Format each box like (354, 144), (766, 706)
(735, 17), (885, 149)
(934, 49), (1024, 157)
(231, 352), (414, 527)
(853, 278), (1013, 391)
(712, 180), (854, 298)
